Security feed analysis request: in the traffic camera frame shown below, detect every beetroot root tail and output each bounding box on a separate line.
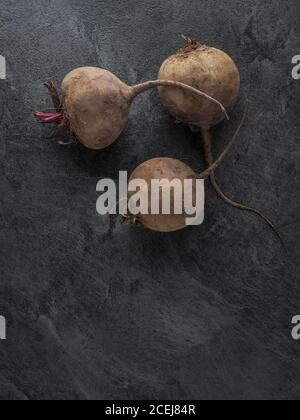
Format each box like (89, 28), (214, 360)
(200, 111), (285, 248)
(209, 172), (286, 249)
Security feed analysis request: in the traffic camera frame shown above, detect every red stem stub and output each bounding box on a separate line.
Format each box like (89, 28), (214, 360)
(44, 80), (63, 112)
(181, 34), (203, 51)
(35, 80), (65, 126)
(35, 111), (64, 124)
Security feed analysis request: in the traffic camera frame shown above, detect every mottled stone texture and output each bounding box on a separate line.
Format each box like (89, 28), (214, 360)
(0, 0), (299, 401)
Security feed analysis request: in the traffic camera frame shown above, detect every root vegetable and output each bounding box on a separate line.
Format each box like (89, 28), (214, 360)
(158, 35), (240, 129)
(35, 67), (227, 151)
(128, 158), (197, 232)
(158, 36), (282, 243)
(127, 110), (247, 232)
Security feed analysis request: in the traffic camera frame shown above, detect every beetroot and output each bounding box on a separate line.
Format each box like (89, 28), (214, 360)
(36, 67), (227, 150)
(158, 36), (282, 243)
(127, 111), (248, 232)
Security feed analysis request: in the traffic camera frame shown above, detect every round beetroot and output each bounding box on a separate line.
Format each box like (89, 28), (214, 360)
(128, 158), (196, 232)
(35, 65), (227, 150)
(157, 37), (282, 244)
(158, 36), (240, 129)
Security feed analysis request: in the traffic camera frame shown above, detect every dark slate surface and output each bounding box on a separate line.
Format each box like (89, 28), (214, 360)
(0, 0), (299, 400)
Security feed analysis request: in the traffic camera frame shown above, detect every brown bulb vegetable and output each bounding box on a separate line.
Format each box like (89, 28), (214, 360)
(158, 36), (240, 129)
(35, 66), (228, 150)
(127, 108), (248, 232)
(158, 36), (283, 244)
(128, 158), (197, 232)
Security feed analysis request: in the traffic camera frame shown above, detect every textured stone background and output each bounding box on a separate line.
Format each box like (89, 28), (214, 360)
(0, 0), (299, 400)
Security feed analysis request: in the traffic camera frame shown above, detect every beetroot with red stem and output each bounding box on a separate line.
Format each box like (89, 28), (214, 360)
(35, 67), (228, 150)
